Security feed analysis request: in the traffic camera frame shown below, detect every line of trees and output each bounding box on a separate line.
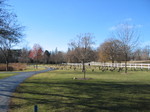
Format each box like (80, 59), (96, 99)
(18, 45), (66, 64)
(1, 24), (150, 66)
(17, 26), (149, 65)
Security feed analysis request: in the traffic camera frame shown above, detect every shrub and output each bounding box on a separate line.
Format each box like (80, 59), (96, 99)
(0, 63), (27, 71)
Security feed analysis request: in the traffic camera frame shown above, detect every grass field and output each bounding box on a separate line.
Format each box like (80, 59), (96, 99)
(0, 73), (18, 79)
(21, 65), (47, 72)
(9, 69), (150, 112)
(0, 64), (46, 79)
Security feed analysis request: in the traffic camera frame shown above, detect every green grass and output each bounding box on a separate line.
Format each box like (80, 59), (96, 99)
(0, 65), (46, 79)
(20, 65), (46, 72)
(9, 69), (150, 112)
(0, 72), (18, 79)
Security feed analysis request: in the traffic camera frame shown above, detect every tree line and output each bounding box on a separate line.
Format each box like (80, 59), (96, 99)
(9, 30), (149, 65)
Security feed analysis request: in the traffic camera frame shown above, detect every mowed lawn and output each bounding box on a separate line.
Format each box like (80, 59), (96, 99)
(0, 65), (46, 79)
(0, 73), (18, 79)
(9, 69), (150, 112)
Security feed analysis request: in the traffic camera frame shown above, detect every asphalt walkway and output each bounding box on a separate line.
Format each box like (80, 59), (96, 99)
(0, 68), (53, 112)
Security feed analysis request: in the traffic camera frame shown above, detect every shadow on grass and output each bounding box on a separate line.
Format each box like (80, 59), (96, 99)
(9, 80), (150, 112)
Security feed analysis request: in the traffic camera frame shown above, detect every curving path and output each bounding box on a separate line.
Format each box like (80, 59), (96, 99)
(0, 68), (53, 112)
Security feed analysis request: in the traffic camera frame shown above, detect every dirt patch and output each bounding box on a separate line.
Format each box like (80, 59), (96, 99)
(73, 77), (93, 80)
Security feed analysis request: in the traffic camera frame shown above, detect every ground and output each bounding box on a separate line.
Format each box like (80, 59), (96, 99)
(9, 69), (150, 112)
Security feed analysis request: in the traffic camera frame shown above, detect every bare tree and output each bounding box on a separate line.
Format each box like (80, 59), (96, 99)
(133, 46), (150, 61)
(69, 33), (95, 79)
(0, 1), (23, 71)
(98, 38), (122, 63)
(133, 48), (142, 60)
(98, 43), (109, 62)
(66, 48), (80, 63)
(113, 23), (139, 73)
(19, 48), (30, 63)
(143, 45), (150, 60)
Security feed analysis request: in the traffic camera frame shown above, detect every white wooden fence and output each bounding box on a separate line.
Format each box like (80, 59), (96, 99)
(66, 62), (150, 69)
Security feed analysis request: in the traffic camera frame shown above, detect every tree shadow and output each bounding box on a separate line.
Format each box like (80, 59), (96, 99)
(8, 80), (150, 112)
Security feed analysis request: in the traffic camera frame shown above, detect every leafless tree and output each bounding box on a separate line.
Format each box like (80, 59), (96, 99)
(19, 48), (30, 63)
(143, 45), (150, 60)
(113, 23), (140, 73)
(133, 48), (142, 60)
(98, 42), (109, 62)
(0, 1), (23, 70)
(69, 33), (95, 79)
(133, 46), (150, 61)
(66, 48), (80, 63)
(98, 38), (122, 63)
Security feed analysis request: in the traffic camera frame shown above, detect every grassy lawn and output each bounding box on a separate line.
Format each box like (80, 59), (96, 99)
(0, 73), (18, 79)
(19, 65), (47, 72)
(0, 65), (46, 79)
(9, 69), (150, 112)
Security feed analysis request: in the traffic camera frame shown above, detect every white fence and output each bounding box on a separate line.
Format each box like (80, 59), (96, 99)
(66, 62), (150, 69)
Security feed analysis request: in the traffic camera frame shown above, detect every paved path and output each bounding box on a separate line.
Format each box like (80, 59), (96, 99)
(0, 68), (53, 112)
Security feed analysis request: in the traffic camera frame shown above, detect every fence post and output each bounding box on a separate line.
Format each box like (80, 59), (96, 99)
(130, 63), (131, 69)
(34, 105), (38, 112)
(141, 64), (142, 69)
(135, 64), (136, 69)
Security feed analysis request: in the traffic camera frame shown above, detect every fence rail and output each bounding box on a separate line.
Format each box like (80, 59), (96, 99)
(66, 62), (150, 69)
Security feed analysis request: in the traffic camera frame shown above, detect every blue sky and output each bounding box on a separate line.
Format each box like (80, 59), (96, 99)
(8, 0), (150, 51)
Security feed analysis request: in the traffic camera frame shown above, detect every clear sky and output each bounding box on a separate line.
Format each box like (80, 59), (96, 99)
(8, 0), (150, 51)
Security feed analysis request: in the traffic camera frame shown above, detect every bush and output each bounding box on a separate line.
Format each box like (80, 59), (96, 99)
(0, 63), (27, 71)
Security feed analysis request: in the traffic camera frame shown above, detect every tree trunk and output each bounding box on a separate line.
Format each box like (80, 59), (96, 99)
(125, 53), (128, 73)
(125, 61), (127, 73)
(112, 60), (114, 67)
(6, 60), (9, 71)
(5, 49), (11, 71)
(6, 52), (9, 71)
(36, 57), (38, 69)
(82, 59), (86, 79)
(112, 57), (115, 63)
